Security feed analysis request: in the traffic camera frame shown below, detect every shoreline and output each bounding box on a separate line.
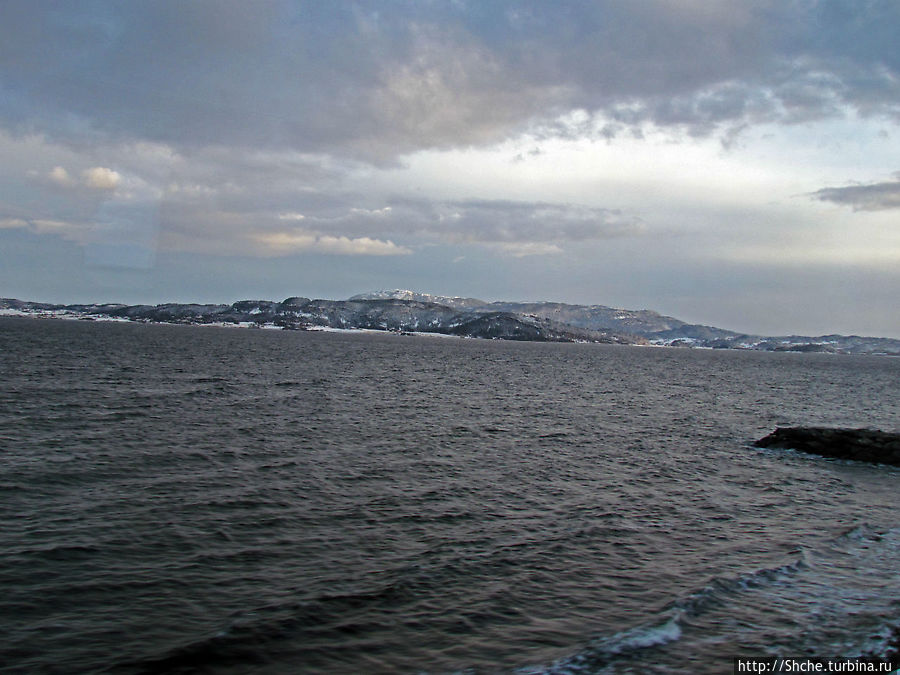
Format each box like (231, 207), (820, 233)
(4, 293), (900, 355)
(4, 310), (898, 356)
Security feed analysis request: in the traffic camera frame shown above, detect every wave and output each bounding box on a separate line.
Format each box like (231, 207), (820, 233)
(103, 582), (414, 674)
(103, 526), (900, 674)
(520, 556), (808, 674)
(524, 525), (900, 674)
(191, 376), (229, 384)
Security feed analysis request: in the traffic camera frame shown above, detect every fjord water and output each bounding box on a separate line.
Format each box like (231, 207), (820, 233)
(2, 317), (899, 674)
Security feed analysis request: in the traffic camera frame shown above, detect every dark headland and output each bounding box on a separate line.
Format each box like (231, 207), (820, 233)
(755, 427), (900, 466)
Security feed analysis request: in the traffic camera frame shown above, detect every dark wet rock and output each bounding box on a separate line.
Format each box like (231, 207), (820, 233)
(755, 427), (900, 466)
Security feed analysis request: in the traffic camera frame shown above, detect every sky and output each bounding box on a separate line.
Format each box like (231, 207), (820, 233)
(1, 1), (899, 338)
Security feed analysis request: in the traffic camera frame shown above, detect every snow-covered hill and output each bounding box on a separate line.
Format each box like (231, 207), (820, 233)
(3, 293), (898, 354)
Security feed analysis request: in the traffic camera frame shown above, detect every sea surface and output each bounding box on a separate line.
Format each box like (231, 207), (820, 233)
(2, 316), (899, 674)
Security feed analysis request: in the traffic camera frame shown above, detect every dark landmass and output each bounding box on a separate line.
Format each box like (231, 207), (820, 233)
(755, 427), (900, 466)
(2, 289), (899, 353)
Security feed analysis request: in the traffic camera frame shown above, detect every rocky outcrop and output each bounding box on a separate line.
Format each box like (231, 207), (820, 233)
(754, 427), (900, 466)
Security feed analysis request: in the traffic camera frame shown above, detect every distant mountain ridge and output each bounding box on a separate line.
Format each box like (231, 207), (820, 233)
(2, 290), (898, 355)
(349, 289), (487, 309)
(350, 290), (737, 340)
(351, 289), (696, 334)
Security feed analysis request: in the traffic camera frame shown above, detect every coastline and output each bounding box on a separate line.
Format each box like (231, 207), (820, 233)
(3, 309), (898, 356)
(3, 300), (899, 355)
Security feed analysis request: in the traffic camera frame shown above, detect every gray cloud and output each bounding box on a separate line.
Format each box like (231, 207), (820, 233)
(270, 198), (645, 253)
(6, 129), (641, 257)
(156, 196), (644, 258)
(394, 199), (643, 246)
(159, 196), (628, 258)
(810, 174), (900, 211)
(3, 1), (900, 161)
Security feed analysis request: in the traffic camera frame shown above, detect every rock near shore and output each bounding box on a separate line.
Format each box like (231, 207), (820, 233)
(754, 427), (900, 466)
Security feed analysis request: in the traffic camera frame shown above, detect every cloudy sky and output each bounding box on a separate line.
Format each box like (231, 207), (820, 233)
(2, 1), (899, 337)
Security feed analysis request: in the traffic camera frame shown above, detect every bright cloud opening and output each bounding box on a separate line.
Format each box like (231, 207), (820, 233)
(83, 167), (121, 190)
(255, 230), (412, 257)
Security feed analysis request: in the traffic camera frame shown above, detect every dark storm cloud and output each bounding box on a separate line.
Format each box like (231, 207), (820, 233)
(3, 1), (900, 161)
(810, 174), (900, 211)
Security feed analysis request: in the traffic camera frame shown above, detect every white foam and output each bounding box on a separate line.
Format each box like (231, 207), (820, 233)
(601, 616), (683, 653)
(520, 616), (683, 674)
